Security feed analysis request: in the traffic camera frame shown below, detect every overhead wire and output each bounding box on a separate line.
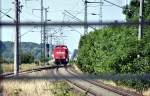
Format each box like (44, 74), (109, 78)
(0, 9), (12, 18)
(103, 0), (123, 9)
(23, 10), (41, 19)
(0, 9), (15, 21)
(82, 0), (124, 9)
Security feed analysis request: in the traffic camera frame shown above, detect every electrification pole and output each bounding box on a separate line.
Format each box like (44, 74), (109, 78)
(0, 0), (2, 62)
(138, 0), (144, 41)
(50, 35), (52, 56)
(14, 0), (20, 76)
(44, 8), (49, 44)
(99, 0), (103, 28)
(40, 0), (44, 63)
(18, 2), (22, 70)
(41, 0), (44, 43)
(44, 8), (48, 66)
(84, 0), (104, 34)
(84, 0), (88, 35)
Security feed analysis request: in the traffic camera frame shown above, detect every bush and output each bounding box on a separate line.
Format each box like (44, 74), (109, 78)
(77, 26), (150, 91)
(20, 52), (34, 64)
(34, 60), (40, 65)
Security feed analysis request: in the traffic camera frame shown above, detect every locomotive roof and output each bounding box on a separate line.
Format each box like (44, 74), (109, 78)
(55, 45), (67, 47)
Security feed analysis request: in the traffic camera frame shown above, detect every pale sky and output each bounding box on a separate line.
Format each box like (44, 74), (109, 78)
(1, 0), (130, 53)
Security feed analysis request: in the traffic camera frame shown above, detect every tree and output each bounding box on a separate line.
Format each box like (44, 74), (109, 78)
(0, 56), (3, 64)
(0, 41), (4, 64)
(123, 0), (150, 21)
(20, 51), (34, 64)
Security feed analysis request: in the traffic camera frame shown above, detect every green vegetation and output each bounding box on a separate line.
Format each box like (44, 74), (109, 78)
(77, 0), (150, 92)
(1, 41), (41, 62)
(0, 41), (4, 73)
(51, 81), (84, 96)
(0, 41), (51, 64)
(77, 26), (139, 74)
(0, 56), (3, 64)
(1, 80), (83, 96)
(39, 55), (48, 63)
(0, 63), (42, 73)
(123, 0), (150, 21)
(20, 51), (34, 64)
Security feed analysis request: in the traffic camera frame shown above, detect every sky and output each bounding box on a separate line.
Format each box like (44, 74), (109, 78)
(1, 0), (130, 54)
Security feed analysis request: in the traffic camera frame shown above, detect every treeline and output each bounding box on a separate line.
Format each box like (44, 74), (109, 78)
(0, 52), (35, 64)
(20, 52), (34, 64)
(77, 26), (150, 74)
(1, 41), (41, 60)
(77, 0), (150, 92)
(77, 26), (150, 91)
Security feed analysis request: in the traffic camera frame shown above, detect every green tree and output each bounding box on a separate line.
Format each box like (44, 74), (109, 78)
(123, 0), (150, 21)
(77, 0), (150, 92)
(39, 55), (49, 63)
(0, 56), (3, 64)
(20, 52), (34, 64)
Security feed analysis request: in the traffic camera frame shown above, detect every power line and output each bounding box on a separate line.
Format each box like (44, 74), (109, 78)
(103, 0), (123, 9)
(64, 10), (96, 30)
(0, 10), (15, 21)
(0, 9), (12, 18)
(82, 0), (128, 33)
(84, 0), (104, 34)
(19, 26), (37, 37)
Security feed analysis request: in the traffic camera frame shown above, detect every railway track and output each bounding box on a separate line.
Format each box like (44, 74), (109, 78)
(56, 68), (124, 96)
(0, 65), (71, 79)
(1, 65), (143, 96)
(56, 68), (97, 96)
(67, 67), (142, 96)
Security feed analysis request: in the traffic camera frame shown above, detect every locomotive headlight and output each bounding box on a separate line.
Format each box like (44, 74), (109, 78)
(66, 58), (69, 62)
(56, 52), (65, 54)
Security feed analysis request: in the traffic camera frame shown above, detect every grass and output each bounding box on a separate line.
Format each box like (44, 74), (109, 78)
(51, 81), (84, 96)
(0, 63), (84, 96)
(0, 63), (44, 73)
(0, 80), (84, 96)
(72, 64), (150, 96)
(1, 80), (53, 96)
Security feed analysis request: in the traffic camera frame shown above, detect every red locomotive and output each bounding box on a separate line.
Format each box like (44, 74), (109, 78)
(53, 45), (69, 66)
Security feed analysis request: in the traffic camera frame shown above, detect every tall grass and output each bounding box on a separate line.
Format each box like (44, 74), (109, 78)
(0, 64), (84, 96)
(0, 63), (43, 73)
(0, 80), (83, 96)
(1, 80), (53, 96)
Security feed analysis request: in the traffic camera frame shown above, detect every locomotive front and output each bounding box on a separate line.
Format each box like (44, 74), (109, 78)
(53, 45), (69, 65)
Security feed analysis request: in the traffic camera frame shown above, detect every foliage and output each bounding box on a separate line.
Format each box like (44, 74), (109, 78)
(39, 55), (49, 63)
(51, 81), (83, 96)
(0, 56), (3, 64)
(1, 41), (42, 61)
(1, 80), (83, 96)
(69, 60), (76, 65)
(78, 26), (141, 74)
(20, 51), (34, 64)
(77, 26), (150, 91)
(123, 0), (150, 21)
(116, 80), (150, 92)
(77, 0), (150, 91)
(0, 63), (41, 73)
(34, 60), (40, 65)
